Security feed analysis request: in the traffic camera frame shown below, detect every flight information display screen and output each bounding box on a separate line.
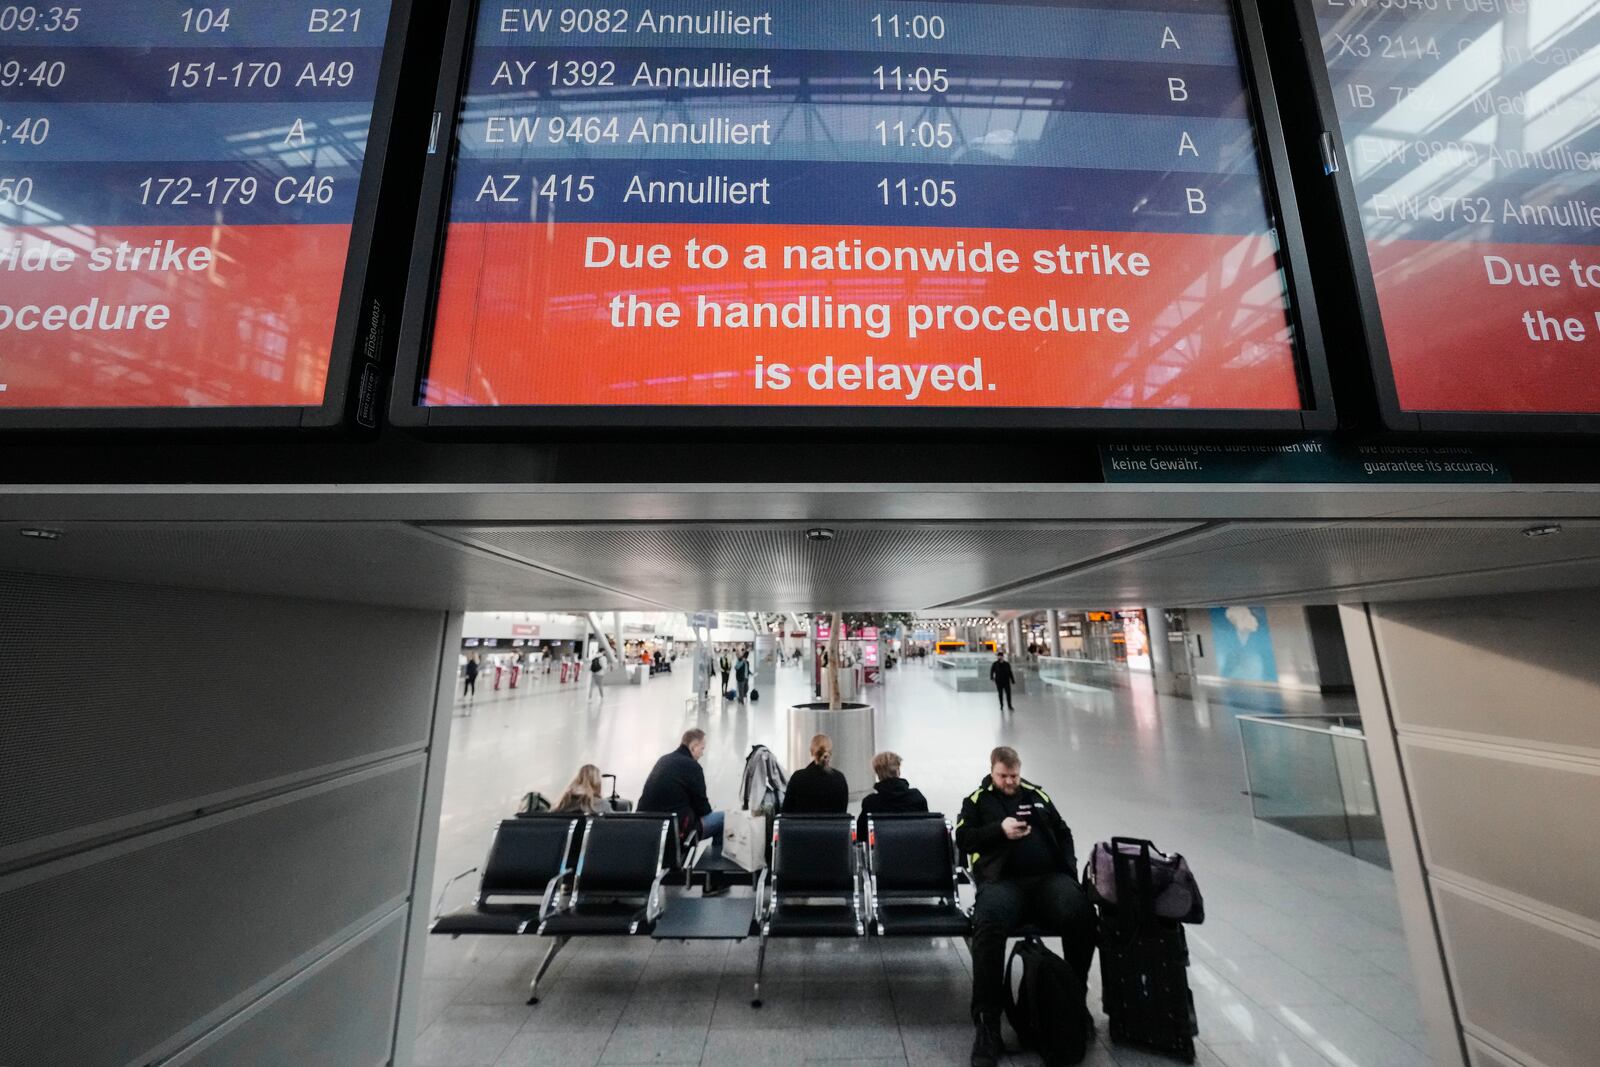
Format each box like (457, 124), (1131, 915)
(415, 0), (1320, 422)
(1313, 0), (1600, 421)
(0, 1), (394, 416)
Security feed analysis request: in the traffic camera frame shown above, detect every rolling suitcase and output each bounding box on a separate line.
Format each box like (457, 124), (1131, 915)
(1087, 838), (1200, 1063)
(602, 773), (634, 812)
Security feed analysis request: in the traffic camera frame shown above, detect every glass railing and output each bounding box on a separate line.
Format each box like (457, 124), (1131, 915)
(1236, 715), (1388, 867)
(1037, 655), (1128, 690)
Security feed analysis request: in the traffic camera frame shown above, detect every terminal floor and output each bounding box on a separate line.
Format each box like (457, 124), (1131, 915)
(418, 663), (1431, 1067)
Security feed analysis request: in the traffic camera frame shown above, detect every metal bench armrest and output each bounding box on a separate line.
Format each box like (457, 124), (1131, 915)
(432, 867), (479, 921)
(539, 872), (567, 922)
(646, 870), (669, 923)
(753, 867), (771, 924)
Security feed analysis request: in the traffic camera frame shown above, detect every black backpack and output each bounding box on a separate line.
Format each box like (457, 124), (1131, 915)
(1005, 939), (1089, 1065)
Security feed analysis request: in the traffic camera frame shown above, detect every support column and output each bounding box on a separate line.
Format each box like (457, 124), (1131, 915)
(1145, 607), (1173, 691)
(1046, 609), (1062, 658)
(586, 612), (618, 670)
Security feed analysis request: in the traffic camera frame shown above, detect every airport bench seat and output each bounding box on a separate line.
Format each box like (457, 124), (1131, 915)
(430, 817), (577, 939)
(866, 813), (970, 938)
(536, 814), (673, 937)
(528, 813), (674, 1002)
(753, 814), (864, 1006)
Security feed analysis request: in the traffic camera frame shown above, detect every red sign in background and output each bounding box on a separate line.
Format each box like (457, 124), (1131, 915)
(1369, 239), (1600, 414)
(425, 222), (1303, 411)
(0, 224), (350, 409)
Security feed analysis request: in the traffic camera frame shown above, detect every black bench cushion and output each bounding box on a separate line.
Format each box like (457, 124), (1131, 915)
(480, 817), (578, 898)
(540, 900), (652, 936)
(875, 903), (971, 937)
(767, 903), (862, 937)
(576, 816), (669, 894)
(433, 905), (538, 936)
(870, 815), (956, 895)
(772, 815), (855, 894)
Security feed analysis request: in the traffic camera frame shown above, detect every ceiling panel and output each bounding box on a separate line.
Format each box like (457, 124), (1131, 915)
(424, 523), (1199, 610)
(0, 522), (662, 612)
(944, 521), (1600, 609)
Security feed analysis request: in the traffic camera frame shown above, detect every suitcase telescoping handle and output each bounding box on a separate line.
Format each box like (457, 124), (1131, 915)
(602, 773), (620, 800)
(1109, 836), (1159, 923)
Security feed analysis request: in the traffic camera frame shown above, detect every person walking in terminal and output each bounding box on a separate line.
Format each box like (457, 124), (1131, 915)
(783, 733), (850, 813)
(857, 750), (929, 839)
(462, 653), (479, 699)
(639, 728), (724, 857)
(989, 651), (1016, 711)
(957, 746), (1096, 1067)
(719, 649), (732, 695)
(588, 651), (606, 702)
(553, 764), (614, 816)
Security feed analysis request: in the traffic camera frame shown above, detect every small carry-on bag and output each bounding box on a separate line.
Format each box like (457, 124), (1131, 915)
(1004, 938), (1090, 1065)
(1086, 837), (1202, 1064)
(1085, 839), (1204, 923)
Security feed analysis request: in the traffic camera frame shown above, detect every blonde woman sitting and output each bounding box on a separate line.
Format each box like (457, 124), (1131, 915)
(553, 764), (614, 816)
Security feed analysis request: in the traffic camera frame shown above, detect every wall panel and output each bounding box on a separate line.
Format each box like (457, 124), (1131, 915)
(1436, 886), (1600, 1067)
(0, 570), (444, 865)
(1354, 588), (1600, 1067)
(173, 909), (408, 1067)
(0, 761), (422, 1066)
(0, 570), (453, 1067)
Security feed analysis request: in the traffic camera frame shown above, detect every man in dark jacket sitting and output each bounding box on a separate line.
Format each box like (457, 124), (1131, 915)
(638, 728), (723, 857)
(857, 750), (929, 839)
(956, 746), (1096, 1067)
(781, 733), (849, 814)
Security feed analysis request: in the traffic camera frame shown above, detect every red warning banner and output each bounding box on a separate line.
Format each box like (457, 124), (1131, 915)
(1369, 239), (1600, 414)
(0, 224), (350, 409)
(424, 222), (1303, 411)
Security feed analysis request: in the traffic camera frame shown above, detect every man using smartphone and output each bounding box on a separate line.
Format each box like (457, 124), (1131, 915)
(956, 746), (1096, 1066)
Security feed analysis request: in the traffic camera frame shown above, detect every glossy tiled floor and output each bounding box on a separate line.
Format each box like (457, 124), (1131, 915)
(416, 661), (1433, 1067)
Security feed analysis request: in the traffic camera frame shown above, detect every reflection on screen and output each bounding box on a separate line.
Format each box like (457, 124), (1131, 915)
(1318, 0), (1600, 415)
(0, 1), (391, 409)
(423, 0), (1307, 413)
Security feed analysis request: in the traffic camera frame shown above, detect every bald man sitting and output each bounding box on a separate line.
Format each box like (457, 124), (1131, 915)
(782, 733), (850, 814)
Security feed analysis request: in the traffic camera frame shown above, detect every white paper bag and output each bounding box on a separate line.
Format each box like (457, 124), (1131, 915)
(722, 809), (767, 871)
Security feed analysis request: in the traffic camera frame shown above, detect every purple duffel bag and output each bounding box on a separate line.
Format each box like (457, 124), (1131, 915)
(1084, 837), (1204, 924)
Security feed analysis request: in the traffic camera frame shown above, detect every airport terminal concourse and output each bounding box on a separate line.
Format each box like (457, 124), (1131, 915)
(2, 2), (1599, 1067)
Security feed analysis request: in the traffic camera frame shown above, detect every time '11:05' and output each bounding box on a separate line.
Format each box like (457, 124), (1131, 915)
(878, 177), (957, 207)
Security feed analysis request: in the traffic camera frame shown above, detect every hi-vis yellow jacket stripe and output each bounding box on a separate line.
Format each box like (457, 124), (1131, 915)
(958, 779), (1051, 867)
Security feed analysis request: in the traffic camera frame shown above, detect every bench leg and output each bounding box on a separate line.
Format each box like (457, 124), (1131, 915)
(527, 936), (568, 1005)
(751, 934), (767, 1008)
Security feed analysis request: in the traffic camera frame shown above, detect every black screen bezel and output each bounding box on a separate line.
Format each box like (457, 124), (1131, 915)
(0, 0), (416, 432)
(390, 0), (1337, 432)
(1291, 0), (1600, 434)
